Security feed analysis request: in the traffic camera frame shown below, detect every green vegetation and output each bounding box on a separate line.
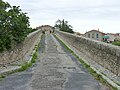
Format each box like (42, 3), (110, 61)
(0, 75), (6, 81)
(18, 62), (32, 71)
(18, 39), (39, 71)
(54, 34), (118, 90)
(18, 51), (38, 72)
(31, 48), (38, 63)
(0, 0), (36, 52)
(0, 75), (5, 79)
(112, 41), (120, 46)
(54, 19), (74, 33)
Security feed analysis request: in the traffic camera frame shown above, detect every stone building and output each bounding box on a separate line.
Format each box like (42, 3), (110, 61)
(115, 33), (120, 41)
(74, 32), (82, 36)
(84, 29), (105, 41)
(37, 25), (54, 33)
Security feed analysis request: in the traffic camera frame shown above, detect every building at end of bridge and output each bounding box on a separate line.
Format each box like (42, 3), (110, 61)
(36, 25), (54, 34)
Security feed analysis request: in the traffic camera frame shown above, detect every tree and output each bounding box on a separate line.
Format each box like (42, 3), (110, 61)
(54, 19), (74, 33)
(0, 0), (31, 52)
(8, 6), (30, 43)
(0, 0), (12, 51)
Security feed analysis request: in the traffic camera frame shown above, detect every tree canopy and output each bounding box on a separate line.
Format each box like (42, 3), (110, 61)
(0, 0), (31, 52)
(54, 19), (74, 33)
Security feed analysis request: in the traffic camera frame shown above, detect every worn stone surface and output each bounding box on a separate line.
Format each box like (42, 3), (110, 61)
(0, 33), (110, 90)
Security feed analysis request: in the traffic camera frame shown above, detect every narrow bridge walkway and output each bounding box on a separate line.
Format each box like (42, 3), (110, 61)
(0, 33), (109, 90)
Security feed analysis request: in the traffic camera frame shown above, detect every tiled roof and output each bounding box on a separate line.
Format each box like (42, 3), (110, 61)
(40, 25), (53, 28)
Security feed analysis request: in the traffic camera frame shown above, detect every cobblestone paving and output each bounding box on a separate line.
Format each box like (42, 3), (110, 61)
(0, 33), (110, 90)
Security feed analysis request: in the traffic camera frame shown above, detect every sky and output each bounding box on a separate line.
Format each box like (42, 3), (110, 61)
(4, 0), (120, 34)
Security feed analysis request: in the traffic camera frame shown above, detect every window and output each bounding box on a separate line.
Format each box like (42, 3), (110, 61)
(92, 33), (94, 38)
(88, 34), (90, 38)
(96, 34), (99, 38)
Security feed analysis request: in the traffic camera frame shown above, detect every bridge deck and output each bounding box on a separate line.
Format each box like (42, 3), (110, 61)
(0, 33), (110, 90)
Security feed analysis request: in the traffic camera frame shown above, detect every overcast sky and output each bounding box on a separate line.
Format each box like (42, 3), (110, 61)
(4, 0), (120, 33)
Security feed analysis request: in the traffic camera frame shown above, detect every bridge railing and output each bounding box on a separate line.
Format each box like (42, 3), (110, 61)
(55, 30), (120, 77)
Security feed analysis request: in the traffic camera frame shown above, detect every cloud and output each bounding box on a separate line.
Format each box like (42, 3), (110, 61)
(4, 0), (120, 33)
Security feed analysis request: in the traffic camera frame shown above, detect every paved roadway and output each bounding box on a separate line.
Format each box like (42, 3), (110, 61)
(0, 33), (110, 90)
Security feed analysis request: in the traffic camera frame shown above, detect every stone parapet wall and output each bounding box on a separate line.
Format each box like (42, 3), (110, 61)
(0, 30), (42, 66)
(55, 30), (120, 76)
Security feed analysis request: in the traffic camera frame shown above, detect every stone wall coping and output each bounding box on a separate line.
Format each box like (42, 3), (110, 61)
(27, 29), (41, 38)
(56, 30), (120, 56)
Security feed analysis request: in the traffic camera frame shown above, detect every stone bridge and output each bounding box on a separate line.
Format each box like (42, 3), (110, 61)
(0, 29), (120, 90)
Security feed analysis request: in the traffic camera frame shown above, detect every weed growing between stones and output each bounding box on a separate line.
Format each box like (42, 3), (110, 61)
(18, 62), (32, 71)
(0, 75), (6, 80)
(54, 34), (118, 90)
